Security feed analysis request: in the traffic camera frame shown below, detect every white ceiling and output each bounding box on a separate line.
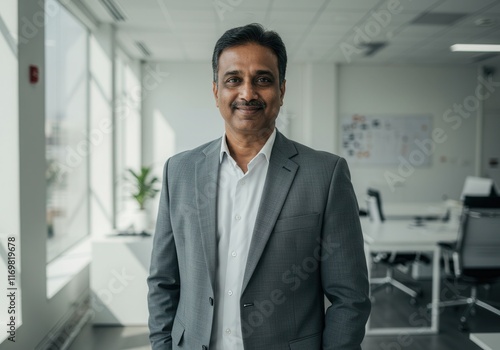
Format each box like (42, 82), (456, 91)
(80, 0), (500, 65)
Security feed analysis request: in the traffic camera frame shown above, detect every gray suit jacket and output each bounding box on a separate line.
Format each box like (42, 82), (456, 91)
(148, 131), (370, 350)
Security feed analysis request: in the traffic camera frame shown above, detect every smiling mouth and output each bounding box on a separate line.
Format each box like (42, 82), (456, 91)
(236, 105), (262, 112)
(231, 101), (266, 113)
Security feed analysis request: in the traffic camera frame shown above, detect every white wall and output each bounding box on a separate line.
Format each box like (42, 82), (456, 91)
(0, 1), (20, 344)
(278, 63), (338, 152)
(89, 24), (114, 236)
(142, 61), (223, 171)
(114, 48), (143, 229)
(0, 0), (19, 238)
(339, 64), (479, 203)
(1, 1), (89, 349)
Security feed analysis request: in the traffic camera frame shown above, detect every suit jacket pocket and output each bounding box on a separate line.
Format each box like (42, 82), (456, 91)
(289, 331), (322, 350)
(274, 213), (320, 233)
(171, 317), (185, 346)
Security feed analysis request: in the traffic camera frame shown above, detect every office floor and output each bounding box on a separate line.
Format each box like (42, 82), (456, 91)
(68, 266), (500, 350)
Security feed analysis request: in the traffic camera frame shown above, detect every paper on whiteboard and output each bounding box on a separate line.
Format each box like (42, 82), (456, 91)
(341, 114), (433, 165)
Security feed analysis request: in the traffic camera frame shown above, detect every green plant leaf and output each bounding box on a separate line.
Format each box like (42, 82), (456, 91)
(126, 166), (160, 210)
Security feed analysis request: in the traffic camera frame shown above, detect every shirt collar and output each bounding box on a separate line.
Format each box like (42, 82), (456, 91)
(219, 128), (277, 164)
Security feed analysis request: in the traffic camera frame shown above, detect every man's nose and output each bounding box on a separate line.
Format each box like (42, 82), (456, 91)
(239, 81), (258, 101)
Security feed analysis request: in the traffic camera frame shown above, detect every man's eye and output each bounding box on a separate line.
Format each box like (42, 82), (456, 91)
(226, 77), (240, 84)
(256, 77), (272, 84)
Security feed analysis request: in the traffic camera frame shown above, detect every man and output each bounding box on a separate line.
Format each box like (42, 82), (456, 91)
(148, 23), (370, 350)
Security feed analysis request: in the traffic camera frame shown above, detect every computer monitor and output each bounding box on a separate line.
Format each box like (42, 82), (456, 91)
(460, 176), (496, 200)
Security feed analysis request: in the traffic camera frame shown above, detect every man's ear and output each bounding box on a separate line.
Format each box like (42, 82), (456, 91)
(279, 79), (286, 106)
(212, 81), (219, 107)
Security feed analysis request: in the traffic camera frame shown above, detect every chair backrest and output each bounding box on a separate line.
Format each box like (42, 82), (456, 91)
(366, 188), (385, 222)
(457, 208), (500, 270)
(464, 196), (500, 209)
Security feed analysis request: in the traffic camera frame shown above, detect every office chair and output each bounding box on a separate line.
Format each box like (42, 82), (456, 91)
(366, 188), (428, 304)
(434, 200), (500, 331)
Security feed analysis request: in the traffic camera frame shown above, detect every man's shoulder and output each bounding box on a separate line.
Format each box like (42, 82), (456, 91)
(282, 138), (350, 181)
(168, 138), (221, 165)
(286, 138), (341, 164)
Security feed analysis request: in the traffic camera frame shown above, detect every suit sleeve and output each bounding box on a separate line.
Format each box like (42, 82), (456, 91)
(147, 159), (180, 350)
(322, 157), (371, 349)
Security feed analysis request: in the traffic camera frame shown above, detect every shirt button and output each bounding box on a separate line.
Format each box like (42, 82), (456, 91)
(225, 328), (231, 334)
(228, 290), (233, 296)
(231, 251), (237, 257)
(235, 214), (241, 221)
(240, 180), (246, 185)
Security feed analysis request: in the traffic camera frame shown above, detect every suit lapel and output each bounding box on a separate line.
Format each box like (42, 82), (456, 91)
(242, 132), (299, 293)
(195, 139), (221, 294)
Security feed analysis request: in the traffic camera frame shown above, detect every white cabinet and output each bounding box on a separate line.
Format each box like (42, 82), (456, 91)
(91, 235), (153, 325)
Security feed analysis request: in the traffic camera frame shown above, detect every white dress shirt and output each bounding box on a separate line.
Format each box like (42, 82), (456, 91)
(209, 129), (276, 350)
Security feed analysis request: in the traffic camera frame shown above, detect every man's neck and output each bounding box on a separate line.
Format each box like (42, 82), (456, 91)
(225, 128), (274, 173)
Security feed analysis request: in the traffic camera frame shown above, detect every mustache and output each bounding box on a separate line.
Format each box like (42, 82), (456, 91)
(231, 100), (266, 109)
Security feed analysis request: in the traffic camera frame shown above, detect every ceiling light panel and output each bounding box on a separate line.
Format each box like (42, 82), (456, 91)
(99, 0), (127, 21)
(432, 0), (499, 13)
(411, 12), (468, 25)
(450, 44), (500, 52)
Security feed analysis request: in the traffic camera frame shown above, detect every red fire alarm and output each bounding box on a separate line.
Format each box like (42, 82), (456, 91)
(29, 65), (39, 84)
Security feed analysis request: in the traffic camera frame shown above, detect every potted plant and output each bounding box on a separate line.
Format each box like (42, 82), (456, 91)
(46, 159), (66, 238)
(127, 166), (160, 234)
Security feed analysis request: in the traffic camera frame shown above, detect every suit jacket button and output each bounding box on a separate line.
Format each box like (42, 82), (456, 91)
(202, 346), (208, 350)
(209, 297), (214, 306)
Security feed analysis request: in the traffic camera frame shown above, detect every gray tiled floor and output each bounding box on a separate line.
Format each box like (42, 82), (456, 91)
(68, 265), (500, 350)
(68, 325), (150, 350)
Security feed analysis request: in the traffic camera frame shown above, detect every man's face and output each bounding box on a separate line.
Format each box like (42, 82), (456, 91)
(213, 43), (286, 138)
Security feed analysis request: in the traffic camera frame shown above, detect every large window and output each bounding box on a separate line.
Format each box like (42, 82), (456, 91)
(45, 0), (89, 262)
(115, 50), (142, 229)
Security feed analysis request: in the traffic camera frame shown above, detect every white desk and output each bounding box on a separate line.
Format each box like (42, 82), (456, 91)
(383, 201), (450, 220)
(470, 333), (500, 350)
(91, 235), (153, 325)
(362, 218), (459, 335)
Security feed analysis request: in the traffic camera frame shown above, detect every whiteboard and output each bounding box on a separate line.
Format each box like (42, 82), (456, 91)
(340, 114), (433, 165)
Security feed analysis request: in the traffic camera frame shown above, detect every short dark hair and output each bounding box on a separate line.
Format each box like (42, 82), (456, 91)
(212, 23), (287, 86)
